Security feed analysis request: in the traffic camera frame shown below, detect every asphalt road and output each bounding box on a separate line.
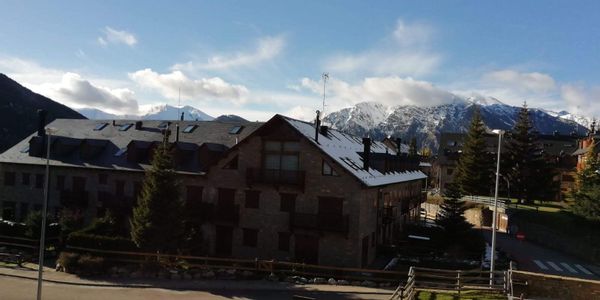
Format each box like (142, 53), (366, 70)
(482, 229), (599, 280)
(0, 267), (393, 300)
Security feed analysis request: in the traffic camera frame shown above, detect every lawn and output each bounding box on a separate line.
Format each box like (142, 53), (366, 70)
(416, 290), (506, 300)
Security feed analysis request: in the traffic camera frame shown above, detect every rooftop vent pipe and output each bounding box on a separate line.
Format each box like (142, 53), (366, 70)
(135, 121), (143, 130)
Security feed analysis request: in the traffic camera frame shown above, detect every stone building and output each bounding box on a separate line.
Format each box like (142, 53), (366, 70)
(0, 112), (426, 267)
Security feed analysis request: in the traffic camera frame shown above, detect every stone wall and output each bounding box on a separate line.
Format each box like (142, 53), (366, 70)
(512, 270), (600, 299)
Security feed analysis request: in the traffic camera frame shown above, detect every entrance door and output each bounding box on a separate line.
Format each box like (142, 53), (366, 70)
(215, 225), (233, 256)
(295, 234), (319, 264)
(361, 236), (369, 267)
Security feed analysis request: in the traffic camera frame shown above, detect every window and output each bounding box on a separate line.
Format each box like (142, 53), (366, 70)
(183, 124), (197, 133)
(371, 232), (376, 247)
(223, 155), (238, 169)
(72, 177), (86, 192)
(242, 228), (258, 247)
(22, 173), (30, 186)
(278, 232), (290, 251)
(35, 174), (44, 189)
(93, 123), (108, 131)
(280, 193), (296, 212)
(119, 123), (133, 131)
(114, 148), (127, 157)
(98, 174), (108, 185)
(3, 172), (16, 186)
(322, 160), (338, 176)
(245, 190), (260, 209)
(447, 168), (454, 176)
(56, 175), (66, 191)
(229, 125), (244, 134)
(263, 141), (300, 171)
(115, 180), (125, 196)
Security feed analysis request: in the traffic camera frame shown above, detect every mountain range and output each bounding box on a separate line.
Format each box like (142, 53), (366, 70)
(323, 96), (590, 151)
(78, 104), (214, 121)
(0, 73), (85, 153)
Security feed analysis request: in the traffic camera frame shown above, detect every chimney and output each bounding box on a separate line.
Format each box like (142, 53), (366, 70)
(112, 120), (116, 126)
(135, 121), (143, 130)
(319, 125), (329, 136)
(395, 137), (402, 156)
(363, 137), (371, 171)
(175, 123), (180, 142)
(180, 112), (184, 121)
(315, 110), (321, 143)
(37, 109), (47, 137)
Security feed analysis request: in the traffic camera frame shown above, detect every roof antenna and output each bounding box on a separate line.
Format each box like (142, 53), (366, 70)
(178, 87), (181, 121)
(322, 72), (329, 115)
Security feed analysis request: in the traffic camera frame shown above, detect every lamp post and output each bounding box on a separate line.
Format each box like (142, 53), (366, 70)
(37, 127), (56, 300)
(490, 129), (504, 286)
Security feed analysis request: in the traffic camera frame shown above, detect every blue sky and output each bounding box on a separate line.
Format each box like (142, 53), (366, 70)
(1, 0), (599, 120)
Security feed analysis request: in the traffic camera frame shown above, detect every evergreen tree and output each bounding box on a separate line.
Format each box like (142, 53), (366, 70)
(436, 183), (473, 234)
(503, 104), (557, 204)
(454, 106), (494, 196)
(130, 138), (183, 253)
(572, 134), (600, 221)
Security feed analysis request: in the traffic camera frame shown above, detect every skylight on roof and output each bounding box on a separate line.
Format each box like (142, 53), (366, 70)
(229, 125), (244, 134)
(93, 123), (108, 131)
(119, 123), (133, 131)
(114, 148), (127, 157)
(20, 146), (29, 153)
(183, 124), (197, 133)
(158, 121), (169, 129)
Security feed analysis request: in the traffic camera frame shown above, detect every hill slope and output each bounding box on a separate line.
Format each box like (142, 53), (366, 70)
(0, 73), (85, 153)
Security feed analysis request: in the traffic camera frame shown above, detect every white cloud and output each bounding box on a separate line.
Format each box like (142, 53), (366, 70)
(98, 27), (137, 47)
(560, 84), (600, 117)
(172, 35), (285, 71)
(324, 19), (440, 76)
(482, 69), (556, 93)
(300, 76), (456, 110)
(129, 69), (249, 104)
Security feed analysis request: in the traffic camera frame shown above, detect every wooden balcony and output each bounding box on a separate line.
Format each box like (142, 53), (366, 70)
(246, 168), (305, 189)
(214, 204), (239, 225)
(290, 212), (349, 234)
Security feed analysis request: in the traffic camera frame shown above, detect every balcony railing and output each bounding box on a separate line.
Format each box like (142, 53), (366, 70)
(246, 168), (305, 189)
(290, 212), (349, 234)
(214, 204), (239, 225)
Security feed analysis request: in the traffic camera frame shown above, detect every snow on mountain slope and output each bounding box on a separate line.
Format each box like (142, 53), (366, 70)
(77, 104), (214, 121)
(324, 99), (588, 151)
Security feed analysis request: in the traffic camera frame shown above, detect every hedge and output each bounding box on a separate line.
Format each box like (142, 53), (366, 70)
(67, 232), (137, 251)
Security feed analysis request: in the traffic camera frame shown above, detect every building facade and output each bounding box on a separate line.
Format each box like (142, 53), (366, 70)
(0, 113), (426, 267)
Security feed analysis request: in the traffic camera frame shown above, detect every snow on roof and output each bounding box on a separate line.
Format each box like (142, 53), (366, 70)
(419, 162), (432, 167)
(282, 116), (426, 187)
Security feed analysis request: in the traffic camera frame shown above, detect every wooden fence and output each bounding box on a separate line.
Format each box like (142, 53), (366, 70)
(65, 246), (407, 283)
(0, 234), (59, 260)
(389, 266), (508, 300)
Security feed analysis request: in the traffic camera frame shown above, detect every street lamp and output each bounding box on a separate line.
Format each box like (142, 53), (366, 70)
(489, 129), (504, 286)
(37, 127), (56, 300)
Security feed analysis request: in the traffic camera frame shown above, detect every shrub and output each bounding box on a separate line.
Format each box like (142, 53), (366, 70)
(77, 254), (105, 275)
(57, 252), (81, 273)
(67, 232), (137, 251)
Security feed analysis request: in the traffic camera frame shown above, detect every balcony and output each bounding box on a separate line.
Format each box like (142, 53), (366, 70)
(246, 168), (305, 189)
(59, 190), (89, 208)
(214, 204), (239, 225)
(290, 212), (349, 234)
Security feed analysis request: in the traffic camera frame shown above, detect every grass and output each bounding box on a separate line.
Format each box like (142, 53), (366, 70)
(507, 199), (565, 213)
(416, 290), (506, 300)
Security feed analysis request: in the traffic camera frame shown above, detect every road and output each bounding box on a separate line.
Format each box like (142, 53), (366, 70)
(0, 266), (393, 300)
(482, 228), (599, 280)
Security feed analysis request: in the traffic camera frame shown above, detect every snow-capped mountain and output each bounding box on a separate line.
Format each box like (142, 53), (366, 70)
(324, 98), (589, 151)
(77, 104), (214, 121)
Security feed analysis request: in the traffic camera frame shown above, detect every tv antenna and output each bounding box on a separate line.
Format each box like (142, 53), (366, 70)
(178, 87), (181, 121)
(322, 72), (329, 114)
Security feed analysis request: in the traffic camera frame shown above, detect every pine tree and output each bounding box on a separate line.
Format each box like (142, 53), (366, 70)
(436, 183), (472, 234)
(576, 136), (600, 189)
(454, 106), (494, 196)
(503, 104), (557, 204)
(572, 135), (600, 221)
(130, 139), (183, 253)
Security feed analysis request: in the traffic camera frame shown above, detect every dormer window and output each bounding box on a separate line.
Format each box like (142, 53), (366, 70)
(158, 121), (169, 129)
(183, 124), (197, 133)
(119, 123), (133, 131)
(20, 146), (29, 153)
(94, 123), (108, 131)
(229, 125), (244, 134)
(114, 148), (127, 157)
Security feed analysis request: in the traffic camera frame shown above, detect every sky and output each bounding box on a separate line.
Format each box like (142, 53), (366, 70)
(1, 0), (599, 120)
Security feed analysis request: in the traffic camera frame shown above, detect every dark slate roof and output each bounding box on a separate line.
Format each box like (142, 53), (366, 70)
(0, 119), (261, 174)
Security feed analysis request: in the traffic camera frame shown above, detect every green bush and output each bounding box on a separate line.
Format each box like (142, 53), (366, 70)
(67, 232), (137, 251)
(77, 254), (105, 275)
